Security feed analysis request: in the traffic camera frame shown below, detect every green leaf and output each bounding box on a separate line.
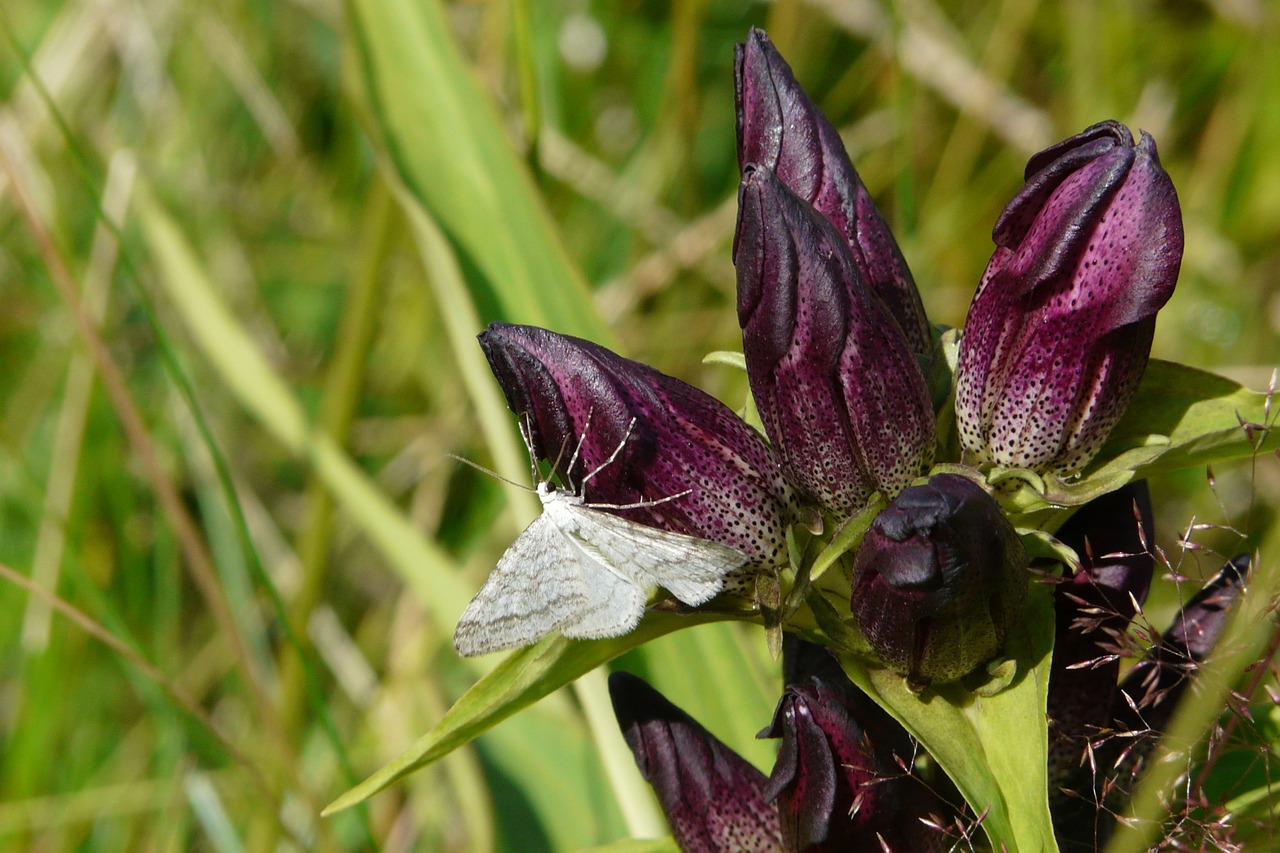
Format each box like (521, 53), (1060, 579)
(346, 0), (611, 343)
(701, 350), (747, 371)
(995, 360), (1276, 511)
(1104, 360), (1275, 474)
(837, 582), (1059, 853)
(808, 497), (884, 582)
(323, 611), (729, 815)
(1018, 528), (1080, 570)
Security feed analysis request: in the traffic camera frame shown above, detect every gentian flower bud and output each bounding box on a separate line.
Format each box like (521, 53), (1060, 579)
(955, 121), (1184, 474)
(608, 672), (783, 853)
(849, 473), (1028, 686)
(1044, 482), (1155, 848)
(1112, 554), (1250, 760)
(1059, 555), (1250, 851)
(734, 166), (936, 516)
(763, 640), (947, 851)
(734, 28), (931, 359)
(479, 323), (795, 567)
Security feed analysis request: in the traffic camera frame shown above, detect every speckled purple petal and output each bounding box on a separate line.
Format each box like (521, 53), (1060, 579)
(956, 121), (1184, 473)
(1045, 481), (1155, 846)
(609, 672), (783, 853)
(762, 640), (947, 851)
(479, 323), (796, 568)
(735, 28), (931, 359)
(849, 473), (1028, 685)
(734, 165), (936, 515)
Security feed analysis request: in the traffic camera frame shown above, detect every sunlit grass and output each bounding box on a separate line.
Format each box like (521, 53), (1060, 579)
(1, 0), (1277, 849)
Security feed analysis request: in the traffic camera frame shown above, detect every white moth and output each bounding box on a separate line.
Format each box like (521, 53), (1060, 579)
(453, 418), (748, 657)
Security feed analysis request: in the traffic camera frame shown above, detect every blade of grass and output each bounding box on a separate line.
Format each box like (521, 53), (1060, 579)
(277, 180), (392, 736)
(133, 184), (472, 623)
(1106, 539), (1280, 853)
(20, 149), (134, 651)
(0, 772), (235, 835)
(0, 561), (300, 845)
(573, 666), (664, 837)
(185, 772), (245, 853)
(0, 134), (293, 777)
(390, 174), (541, 526)
(345, 0), (610, 342)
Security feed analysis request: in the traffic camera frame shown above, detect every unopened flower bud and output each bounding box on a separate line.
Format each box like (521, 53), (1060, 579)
(479, 323), (795, 566)
(956, 121), (1183, 474)
(850, 473), (1028, 685)
(734, 166), (935, 516)
(609, 672), (783, 852)
(735, 28), (931, 359)
(763, 640), (946, 851)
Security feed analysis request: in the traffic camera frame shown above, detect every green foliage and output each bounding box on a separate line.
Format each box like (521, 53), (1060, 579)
(0, 0), (1277, 851)
(837, 583), (1058, 852)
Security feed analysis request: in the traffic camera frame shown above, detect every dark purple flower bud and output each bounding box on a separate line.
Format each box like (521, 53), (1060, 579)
(764, 640), (948, 851)
(735, 28), (931, 359)
(1044, 482), (1155, 847)
(849, 473), (1028, 686)
(1058, 556), (1250, 851)
(609, 672), (783, 853)
(955, 121), (1184, 474)
(1112, 554), (1250, 759)
(479, 323), (795, 567)
(734, 166), (936, 516)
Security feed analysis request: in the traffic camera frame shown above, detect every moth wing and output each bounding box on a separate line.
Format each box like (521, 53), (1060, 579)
(567, 506), (748, 606)
(559, 542), (648, 640)
(453, 513), (588, 657)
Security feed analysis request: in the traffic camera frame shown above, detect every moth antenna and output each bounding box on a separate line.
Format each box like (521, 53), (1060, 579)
(582, 417), (637, 488)
(447, 454), (536, 492)
(516, 415), (540, 485)
(545, 419), (576, 488)
(565, 407), (595, 488)
(583, 487), (691, 511)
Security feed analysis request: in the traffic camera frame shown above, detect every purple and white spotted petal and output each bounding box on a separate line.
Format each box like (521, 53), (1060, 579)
(479, 322), (796, 568)
(734, 165), (936, 516)
(956, 121), (1184, 474)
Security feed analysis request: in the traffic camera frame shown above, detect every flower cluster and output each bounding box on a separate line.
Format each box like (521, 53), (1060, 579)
(608, 499), (1247, 852)
(455, 24), (1249, 853)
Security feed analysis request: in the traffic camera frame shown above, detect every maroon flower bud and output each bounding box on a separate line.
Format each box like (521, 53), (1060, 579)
(849, 473), (1028, 686)
(1112, 554), (1250, 758)
(763, 641), (947, 851)
(735, 28), (931, 359)
(609, 672), (783, 852)
(734, 165), (936, 516)
(1060, 555), (1249, 851)
(955, 121), (1184, 474)
(479, 323), (795, 567)
(1044, 482), (1155, 847)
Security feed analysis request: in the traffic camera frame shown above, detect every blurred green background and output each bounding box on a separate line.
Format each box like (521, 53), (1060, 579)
(1, 0), (1277, 850)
